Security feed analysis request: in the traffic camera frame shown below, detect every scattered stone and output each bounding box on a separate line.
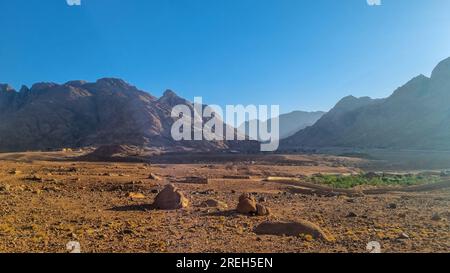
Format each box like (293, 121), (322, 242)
(0, 184), (11, 192)
(181, 176), (209, 185)
(258, 197), (267, 203)
(346, 212), (358, 218)
(194, 189), (215, 195)
(26, 175), (43, 182)
(223, 175), (252, 180)
(128, 192), (146, 200)
(9, 170), (22, 175)
(153, 184), (189, 210)
(388, 203), (397, 209)
(256, 204), (271, 216)
(43, 186), (61, 192)
(236, 193), (257, 214)
(254, 220), (334, 242)
(200, 199), (228, 209)
(398, 232), (410, 240)
(431, 212), (442, 221)
(148, 173), (162, 181)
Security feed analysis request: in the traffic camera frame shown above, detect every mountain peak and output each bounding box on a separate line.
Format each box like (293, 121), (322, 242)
(163, 89), (178, 98)
(431, 57), (450, 80)
(95, 78), (130, 87)
(30, 82), (58, 92)
(19, 85), (30, 93)
(331, 95), (376, 114)
(158, 89), (189, 107)
(65, 80), (87, 87)
(0, 84), (15, 93)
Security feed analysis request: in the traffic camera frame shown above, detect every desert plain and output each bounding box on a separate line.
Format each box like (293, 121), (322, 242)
(0, 150), (449, 253)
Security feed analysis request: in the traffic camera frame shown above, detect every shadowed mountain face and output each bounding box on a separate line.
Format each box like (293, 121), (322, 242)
(0, 78), (258, 152)
(282, 57), (450, 151)
(239, 111), (325, 140)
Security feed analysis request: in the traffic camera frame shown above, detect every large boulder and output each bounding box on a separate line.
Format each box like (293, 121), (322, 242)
(153, 184), (189, 210)
(236, 193), (257, 214)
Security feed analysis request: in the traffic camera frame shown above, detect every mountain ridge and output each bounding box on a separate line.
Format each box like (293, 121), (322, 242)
(281, 57), (450, 151)
(0, 78), (258, 153)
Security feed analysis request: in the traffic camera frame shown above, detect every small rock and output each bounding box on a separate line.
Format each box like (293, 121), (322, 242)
(431, 213), (442, 221)
(388, 203), (397, 209)
(182, 176), (209, 184)
(200, 199), (228, 209)
(236, 193), (257, 214)
(27, 175), (42, 182)
(0, 184), (11, 192)
(398, 232), (410, 240)
(128, 192), (146, 200)
(254, 220), (334, 242)
(256, 204), (271, 216)
(258, 197), (267, 203)
(43, 186), (61, 192)
(9, 170), (22, 175)
(346, 212), (358, 218)
(153, 184), (189, 210)
(148, 173), (162, 181)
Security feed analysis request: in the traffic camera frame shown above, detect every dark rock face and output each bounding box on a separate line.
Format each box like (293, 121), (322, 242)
(282, 57), (450, 151)
(0, 78), (259, 152)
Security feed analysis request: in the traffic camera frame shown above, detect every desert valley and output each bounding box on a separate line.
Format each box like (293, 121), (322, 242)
(0, 149), (449, 253)
(1, 57), (450, 253)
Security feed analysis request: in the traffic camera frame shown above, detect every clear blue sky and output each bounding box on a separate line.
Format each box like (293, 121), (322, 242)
(1, 0), (450, 113)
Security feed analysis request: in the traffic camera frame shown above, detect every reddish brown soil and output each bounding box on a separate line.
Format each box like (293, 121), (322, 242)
(0, 152), (448, 253)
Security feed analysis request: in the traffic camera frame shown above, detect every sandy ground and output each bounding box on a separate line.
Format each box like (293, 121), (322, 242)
(0, 152), (448, 253)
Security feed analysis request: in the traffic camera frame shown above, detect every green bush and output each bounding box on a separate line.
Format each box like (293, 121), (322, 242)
(308, 173), (439, 189)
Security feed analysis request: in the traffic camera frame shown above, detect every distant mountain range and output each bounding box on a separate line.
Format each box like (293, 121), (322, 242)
(0, 78), (257, 152)
(2, 57), (450, 153)
(239, 111), (325, 140)
(281, 57), (450, 151)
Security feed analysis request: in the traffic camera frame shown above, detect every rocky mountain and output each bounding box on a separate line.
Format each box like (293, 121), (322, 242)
(0, 78), (258, 152)
(282, 57), (450, 151)
(239, 110), (325, 140)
